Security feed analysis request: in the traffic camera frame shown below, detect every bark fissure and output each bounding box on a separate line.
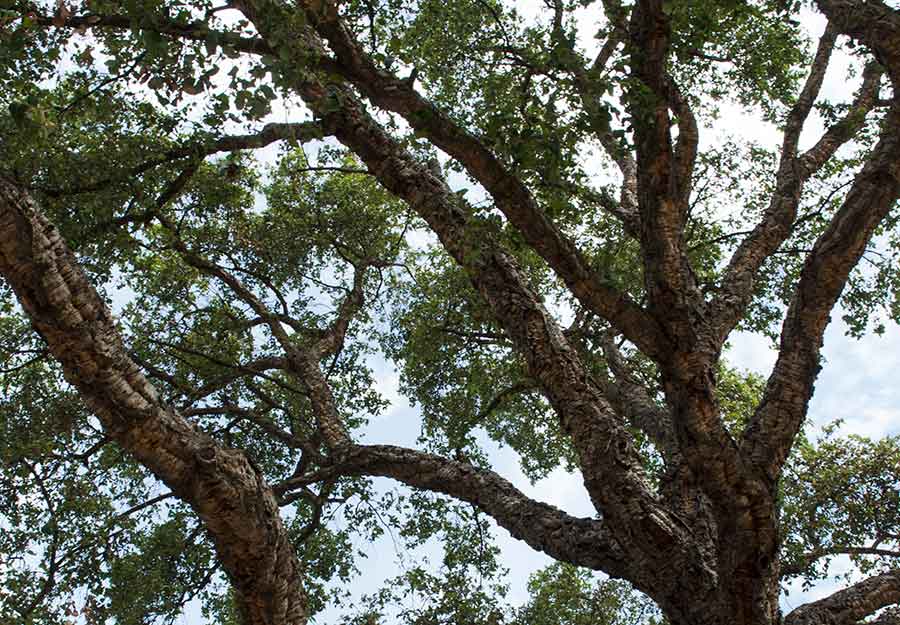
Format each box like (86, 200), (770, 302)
(226, 2), (719, 610)
(278, 444), (633, 576)
(785, 569), (900, 625)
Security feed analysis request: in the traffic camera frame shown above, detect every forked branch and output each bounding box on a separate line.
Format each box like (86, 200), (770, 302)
(741, 103), (900, 482)
(293, 0), (670, 361)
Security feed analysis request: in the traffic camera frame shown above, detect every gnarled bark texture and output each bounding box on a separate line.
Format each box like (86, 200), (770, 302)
(0, 177), (307, 625)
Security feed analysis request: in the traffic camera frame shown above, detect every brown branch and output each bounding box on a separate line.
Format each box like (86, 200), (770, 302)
(741, 102), (900, 483)
(185, 356), (290, 403)
(786, 24), (840, 157)
(476, 381), (538, 423)
(288, 0), (670, 362)
(156, 161), (199, 209)
(152, 214), (352, 449)
(276, 443), (635, 577)
(541, 0), (636, 227)
(0, 349), (47, 373)
(599, 333), (678, 457)
(626, 0), (749, 518)
(799, 62), (885, 176)
(628, 0), (702, 342)
(45, 490), (178, 594)
(142, 337), (296, 400)
(16, 461), (62, 621)
(707, 24), (837, 339)
(686, 48), (732, 63)
(40, 121), (328, 198)
(567, 45), (641, 236)
(814, 0), (900, 86)
(782, 546), (900, 577)
(708, 28), (883, 349)
(114, 491), (177, 521)
(43, 1), (668, 360)
(288, 482), (332, 542)
(35, 11), (272, 56)
(866, 607), (900, 625)
(226, 1), (703, 596)
(784, 569), (900, 625)
(0, 177), (308, 625)
(145, 184), (370, 455)
(130, 350), (195, 399)
(311, 260), (373, 359)
(58, 52), (148, 115)
(667, 75), (699, 207)
(499, 3), (632, 236)
(434, 325), (510, 345)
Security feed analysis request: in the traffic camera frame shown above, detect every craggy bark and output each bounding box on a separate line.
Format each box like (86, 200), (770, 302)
(784, 569), (900, 625)
(868, 608), (900, 625)
(293, 0), (672, 363)
(709, 41), (883, 347)
(742, 102), (900, 482)
(0, 178), (308, 625)
(627, 0), (747, 513)
(276, 444), (633, 575)
(815, 0), (900, 84)
(623, 6), (784, 620)
(599, 334), (679, 459)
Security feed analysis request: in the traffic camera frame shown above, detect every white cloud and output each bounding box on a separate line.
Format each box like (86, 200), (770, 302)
(727, 330), (779, 374)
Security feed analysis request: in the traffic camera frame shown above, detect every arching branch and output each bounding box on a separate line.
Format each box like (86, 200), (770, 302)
(782, 546), (900, 578)
(36, 11), (272, 56)
(39, 121), (329, 198)
(785, 569), (900, 625)
(709, 32), (884, 349)
(277, 443), (634, 577)
(291, 0), (670, 362)
(225, 0), (703, 596)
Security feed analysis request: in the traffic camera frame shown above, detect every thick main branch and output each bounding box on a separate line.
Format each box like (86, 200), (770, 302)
(785, 569), (900, 625)
(279, 444), (634, 577)
(227, 0), (706, 600)
(0, 177), (307, 625)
